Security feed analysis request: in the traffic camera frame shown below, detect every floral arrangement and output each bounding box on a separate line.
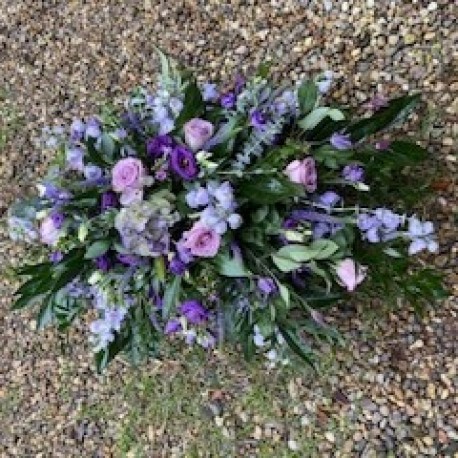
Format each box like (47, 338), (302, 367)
(8, 53), (446, 371)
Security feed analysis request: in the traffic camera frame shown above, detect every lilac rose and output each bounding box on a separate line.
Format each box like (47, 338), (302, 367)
(284, 157), (317, 192)
(183, 221), (221, 257)
(111, 158), (145, 193)
(183, 118), (214, 151)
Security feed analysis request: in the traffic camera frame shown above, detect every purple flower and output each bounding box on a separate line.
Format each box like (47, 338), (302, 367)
(122, 111), (143, 133)
(66, 147), (84, 172)
(116, 253), (144, 267)
(375, 139), (391, 151)
(169, 258), (186, 275)
(158, 118), (175, 135)
(407, 217), (438, 255)
(284, 158), (317, 192)
(146, 134), (174, 158)
(184, 118), (214, 151)
(319, 191), (341, 208)
(257, 277), (278, 296)
(84, 165), (103, 181)
(85, 118), (102, 139)
(201, 83), (219, 102)
(94, 255), (111, 272)
(342, 164), (365, 183)
(70, 119), (85, 142)
(179, 300), (209, 325)
(101, 191), (118, 211)
(176, 240), (194, 264)
(165, 319), (182, 335)
(234, 74), (245, 93)
(169, 145), (199, 180)
(220, 92), (236, 109)
(250, 110), (267, 130)
(39, 183), (72, 202)
(112, 157), (145, 193)
(330, 132), (352, 150)
(186, 187), (209, 208)
(50, 212), (64, 229)
(49, 251), (63, 264)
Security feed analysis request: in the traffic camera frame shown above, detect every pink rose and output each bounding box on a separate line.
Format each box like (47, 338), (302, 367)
(183, 118), (214, 151)
(335, 258), (367, 292)
(284, 158), (317, 192)
(112, 158), (145, 193)
(39, 216), (61, 246)
(183, 221), (221, 258)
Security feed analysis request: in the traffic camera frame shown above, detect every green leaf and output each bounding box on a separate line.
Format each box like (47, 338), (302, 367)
(297, 80), (318, 115)
(389, 140), (428, 163)
(299, 107), (345, 131)
(162, 276), (182, 320)
(313, 145), (354, 169)
(239, 175), (304, 204)
(36, 294), (55, 330)
(174, 81), (204, 129)
(271, 254), (302, 273)
(84, 240), (111, 259)
(278, 325), (316, 368)
(15, 261), (52, 277)
(85, 138), (109, 166)
(256, 61), (272, 79)
(383, 247), (403, 258)
(95, 331), (130, 373)
(309, 239), (340, 260)
(215, 253), (251, 278)
(348, 94), (420, 141)
(99, 133), (116, 158)
(273, 240), (339, 266)
(276, 280), (290, 308)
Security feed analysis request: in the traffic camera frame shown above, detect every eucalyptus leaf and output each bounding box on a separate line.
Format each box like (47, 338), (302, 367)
(215, 253), (251, 278)
(162, 276), (182, 320)
(297, 80), (318, 115)
(239, 175), (304, 204)
(299, 107), (345, 131)
(85, 240), (111, 259)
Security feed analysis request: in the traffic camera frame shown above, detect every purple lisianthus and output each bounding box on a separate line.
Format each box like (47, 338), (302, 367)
(147, 134), (174, 158)
(94, 254), (111, 272)
(250, 110), (267, 130)
(116, 253), (144, 267)
(169, 145), (199, 180)
(184, 118), (214, 151)
(169, 258), (186, 276)
(49, 251), (63, 264)
(101, 191), (118, 211)
(330, 132), (352, 150)
(179, 300), (209, 325)
(220, 92), (236, 109)
(342, 164), (365, 183)
(257, 277), (278, 296)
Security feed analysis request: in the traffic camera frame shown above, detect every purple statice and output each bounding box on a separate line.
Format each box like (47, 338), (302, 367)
(94, 254), (111, 272)
(169, 258), (186, 275)
(66, 147), (84, 172)
(164, 318), (182, 335)
(357, 208), (402, 243)
(250, 110), (267, 130)
(169, 97), (183, 117)
(49, 251), (63, 264)
(85, 118), (102, 139)
(179, 300), (209, 325)
(330, 132), (352, 150)
(201, 82), (219, 102)
(84, 164), (103, 182)
(257, 277), (278, 296)
(185, 186), (209, 209)
(342, 164), (365, 183)
(146, 134), (174, 159)
(169, 145), (199, 180)
(101, 191), (118, 211)
(70, 119), (85, 142)
(407, 217), (438, 255)
(220, 92), (236, 109)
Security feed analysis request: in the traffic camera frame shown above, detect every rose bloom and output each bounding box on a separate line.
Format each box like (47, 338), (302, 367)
(40, 216), (62, 246)
(183, 118), (214, 151)
(284, 157), (317, 192)
(183, 221), (221, 257)
(111, 158), (145, 193)
(335, 258), (367, 292)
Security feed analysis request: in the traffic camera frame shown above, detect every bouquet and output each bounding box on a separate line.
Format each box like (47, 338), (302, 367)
(8, 52), (446, 371)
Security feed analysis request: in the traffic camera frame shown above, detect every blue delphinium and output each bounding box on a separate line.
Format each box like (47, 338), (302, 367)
(407, 217), (438, 255)
(358, 208), (402, 243)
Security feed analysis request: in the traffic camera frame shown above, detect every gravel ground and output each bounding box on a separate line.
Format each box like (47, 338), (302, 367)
(0, 1), (457, 457)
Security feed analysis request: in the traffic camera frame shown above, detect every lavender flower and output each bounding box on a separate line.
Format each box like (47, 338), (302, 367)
(85, 118), (102, 139)
(342, 164), (365, 183)
(407, 217), (438, 255)
(185, 186), (209, 208)
(49, 251), (63, 264)
(169, 145), (199, 180)
(70, 119), (85, 142)
(94, 254), (111, 272)
(330, 132), (352, 150)
(84, 165), (103, 181)
(169, 258), (186, 275)
(165, 319), (182, 335)
(357, 208), (402, 243)
(66, 147), (84, 172)
(250, 110), (267, 130)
